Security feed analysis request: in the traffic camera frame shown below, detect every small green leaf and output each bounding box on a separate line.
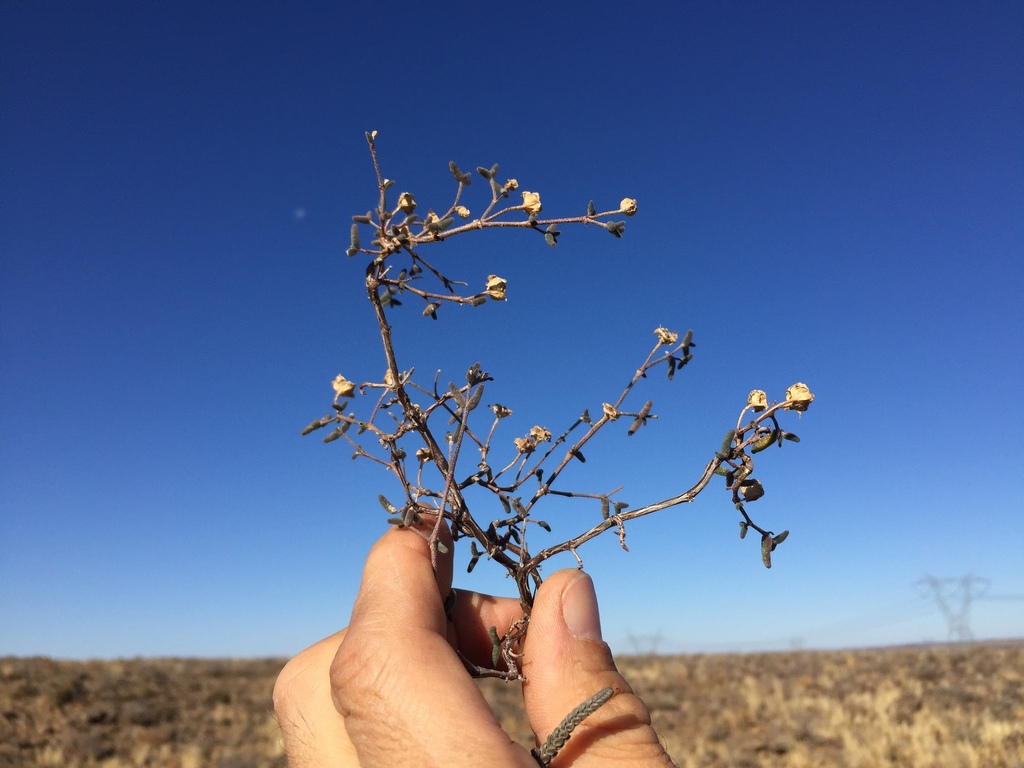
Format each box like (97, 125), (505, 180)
(449, 161), (471, 184)
(587, 200), (596, 216)
(600, 498), (610, 519)
(772, 530), (790, 549)
(436, 541), (449, 554)
(739, 521), (749, 539)
(477, 166), (493, 180)
(783, 432), (801, 443)
(378, 495), (398, 514)
(323, 426), (344, 443)
(761, 533), (773, 568)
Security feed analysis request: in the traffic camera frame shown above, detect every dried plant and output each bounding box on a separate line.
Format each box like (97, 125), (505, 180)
(304, 131), (813, 762)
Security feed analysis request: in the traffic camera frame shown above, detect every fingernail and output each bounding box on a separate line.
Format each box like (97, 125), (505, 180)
(562, 573), (602, 641)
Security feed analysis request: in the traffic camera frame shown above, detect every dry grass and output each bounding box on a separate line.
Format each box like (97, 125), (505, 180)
(2, 643), (1021, 767)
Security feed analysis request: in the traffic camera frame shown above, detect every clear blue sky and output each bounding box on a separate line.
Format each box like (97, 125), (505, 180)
(2, 2), (1022, 659)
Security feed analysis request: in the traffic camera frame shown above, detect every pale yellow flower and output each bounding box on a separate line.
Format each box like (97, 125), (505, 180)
(602, 402), (619, 421)
(620, 197), (638, 216)
(397, 192), (417, 215)
(455, 205), (471, 219)
(521, 191), (542, 216)
(747, 390), (768, 412)
(485, 274), (508, 301)
(332, 374), (356, 401)
(785, 383), (815, 412)
(504, 179), (519, 192)
(654, 327), (678, 346)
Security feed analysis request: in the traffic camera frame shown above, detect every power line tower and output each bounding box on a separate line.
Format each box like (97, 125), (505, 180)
(914, 574), (990, 642)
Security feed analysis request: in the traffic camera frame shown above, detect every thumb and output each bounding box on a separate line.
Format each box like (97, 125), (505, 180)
(521, 570), (674, 766)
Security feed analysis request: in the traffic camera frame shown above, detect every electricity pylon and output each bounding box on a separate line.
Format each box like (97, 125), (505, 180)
(914, 574), (990, 642)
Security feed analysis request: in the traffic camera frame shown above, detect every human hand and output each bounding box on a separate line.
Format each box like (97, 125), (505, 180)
(273, 518), (674, 767)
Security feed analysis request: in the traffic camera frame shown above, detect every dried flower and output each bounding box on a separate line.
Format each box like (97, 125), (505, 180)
(530, 426), (552, 443)
(384, 369), (398, 390)
(490, 403), (512, 418)
(455, 205), (471, 219)
(619, 197), (638, 216)
(504, 179), (519, 192)
(654, 327), (678, 346)
(514, 436), (535, 454)
(602, 402), (619, 421)
(397, 192), (417, 215)
(521, 191), (542, 216)
(785, 383), (815, 412)
(424, 210), (439, 227)
(747, 390), (768, 412)
(332, 374), (356, 401)
(415, 447), (432, 463)
(485, 275), (508, 301)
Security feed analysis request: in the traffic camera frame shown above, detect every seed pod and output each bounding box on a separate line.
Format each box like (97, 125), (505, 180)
(489, 627), (501, 667)
(751, 430), (778, 454)
(717, 430), (736, 460)
(301, 417), (329, 436)
(346, 224), (360, 257)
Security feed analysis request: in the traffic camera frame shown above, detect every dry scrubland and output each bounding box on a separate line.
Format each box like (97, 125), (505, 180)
(1, 643), (1021, 767)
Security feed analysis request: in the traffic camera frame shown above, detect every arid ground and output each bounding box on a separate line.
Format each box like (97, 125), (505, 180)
(2, 643), (1021, 767)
